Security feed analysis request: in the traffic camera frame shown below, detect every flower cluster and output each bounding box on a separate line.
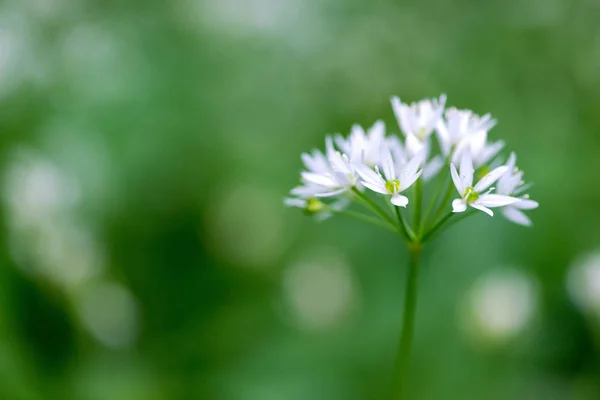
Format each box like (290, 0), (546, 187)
(285, 94), (539, 241)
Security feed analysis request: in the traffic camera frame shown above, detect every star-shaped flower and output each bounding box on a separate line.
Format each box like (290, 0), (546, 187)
(355, 149), (424, 207)
(496, 152), (539, 226)
(451, 152), (519, 216)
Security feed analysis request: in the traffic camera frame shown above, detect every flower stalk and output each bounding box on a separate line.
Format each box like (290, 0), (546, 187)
(390, 242), (422, 399)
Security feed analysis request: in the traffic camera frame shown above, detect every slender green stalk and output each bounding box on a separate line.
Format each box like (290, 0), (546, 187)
(423, 210), (477, 243)
(352, 187), (400, 232)
(413, 179), (423, 235)
(429, 182), (455, 230)
(422, 174), (448, 230)
(394, 206), (414, 241)
(389, 243), (422, 399)
(421, 212), (454, 243)
(337, 209), (398, 233)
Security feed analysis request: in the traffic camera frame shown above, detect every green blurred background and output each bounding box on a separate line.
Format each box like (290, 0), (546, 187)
(1, 0), (600, 398)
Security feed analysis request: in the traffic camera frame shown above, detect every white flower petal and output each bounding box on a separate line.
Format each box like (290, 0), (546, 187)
(477, 194), (520, 208)
(361, 181), (388, 195)
(314, 188), (347, 198)
(474, 166), (509, 192)
(301, 172), (338, 188)
(405, 134), (424, 157)
(506, 152), (517, 171)
(450, 163), (464, 195)
(471, 203), (494, 216)
(284, 198), (306, 208)
(452, 199), (467, 213)
(382, 153), (395, 181)
(459, 151), (474, 188)
(331, 197), (351, 211)
(391, 194), (409, 207)
(435, 120), (452, 156)
(476, 140), (504, 167)
(400, 170), (423, 191)
(515, 199), (539, 210)
(423, 155), (444, 181)
(501, 207), (532, 226)
(354, 163), (384, 186)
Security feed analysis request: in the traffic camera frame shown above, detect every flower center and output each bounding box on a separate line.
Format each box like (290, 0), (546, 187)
(463, 186), (479, 204)
(385, 179), (401, 194)
(306, 198), (325, 214)
(417, 127), (426, 139)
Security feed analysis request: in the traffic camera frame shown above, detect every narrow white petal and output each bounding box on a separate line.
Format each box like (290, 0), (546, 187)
(459, 151), (474, 188)
(400, 170), (423, 191)
(290, 185), (322, 198)
(361, 181), (389, 195)
(369, 120), (385, 140)
(334, 134), (350, 154)
(506, 152), (517, 171)
(391, 194), (409, 207)
(301, 172), (338, 187)
(515, 199), (539, 210)
(474, 166), (509, 192)
(452, 199), (467, 213)
(477, 194), (520, 208)
(314, 188), (347, 198)
(331, 197), (351, 211)
(405, 149), (426, 175)
(471, 203), (494, 216)
(354, 163), (384, 186)
(315, 211), (333, 221)
(435, 121), (451, 156)
(501, 207), (532, 226)
(423, 156), (444, 181)
(450, 163), (464, 195)
(476, 140), (504, 167)
(405, 134), (424, 157)
(382, 153), (395, 181)
(284, 198), (306, 208)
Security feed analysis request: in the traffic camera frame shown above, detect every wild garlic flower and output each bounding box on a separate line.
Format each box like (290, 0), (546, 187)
(355, 150), (424, 207)
(392, 94), (447, 141)
(436, 108), (497, 161)
(496, 153), (539, 226)
(451, 151), (520, 216)
(334, 121), (385, 167)
(286, 93), (539, 235)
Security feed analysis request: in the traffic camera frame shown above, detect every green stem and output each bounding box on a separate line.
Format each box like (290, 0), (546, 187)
(422, 174), (448, 230)
(352, 187), (398, 231)
(421, 212), (454, 243)
(394, 206), (414, 242)
(424, 210), (478, 243)
(413, 179), (423, 235)
(389, 243), (422, 399)
(430, 182), (455, 230)
(336, 209), (398, 233)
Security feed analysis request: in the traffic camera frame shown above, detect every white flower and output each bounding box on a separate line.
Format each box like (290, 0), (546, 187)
(387, 133), (443, 182)
(355, 150), (423, 207)
(437, 108), (496, 158)
(454, 130), (504, 168)
(451, 152), (519, 216)
(299, 142), (360, 197)
(496, 153), (539, 226)
(334, 121), (385, 167)
(391, 94), (447, 141)
(301, 148), (330, 175)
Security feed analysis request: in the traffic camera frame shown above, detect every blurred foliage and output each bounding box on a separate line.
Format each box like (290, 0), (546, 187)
(0, 0), (600, 399)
